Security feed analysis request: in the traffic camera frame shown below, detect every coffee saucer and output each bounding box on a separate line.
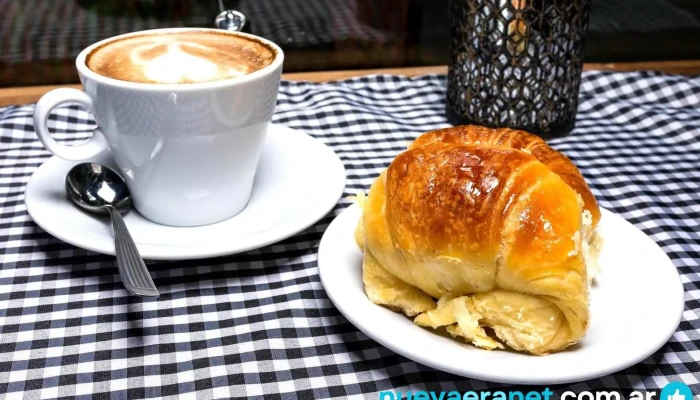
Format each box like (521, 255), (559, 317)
(25, 124), (346, 260)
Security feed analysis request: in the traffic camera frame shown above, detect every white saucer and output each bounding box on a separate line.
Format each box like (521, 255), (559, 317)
(26, 124), (346, 260)
(318, 204), (685, 385)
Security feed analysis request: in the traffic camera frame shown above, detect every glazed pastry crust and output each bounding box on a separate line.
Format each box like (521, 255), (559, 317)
(358, 125), (601, 355)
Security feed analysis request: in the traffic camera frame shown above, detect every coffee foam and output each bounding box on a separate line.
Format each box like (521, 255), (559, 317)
(86, 31), (275, 84)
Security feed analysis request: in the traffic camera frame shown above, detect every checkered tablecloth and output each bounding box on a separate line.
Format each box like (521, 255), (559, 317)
(0, 0), (393, 65)
(0, 71), (698, 399)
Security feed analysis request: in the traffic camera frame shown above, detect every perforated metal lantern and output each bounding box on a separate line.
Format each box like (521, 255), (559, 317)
(446, 0), (590, 138)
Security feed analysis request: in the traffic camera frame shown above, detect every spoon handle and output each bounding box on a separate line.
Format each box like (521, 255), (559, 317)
(106, 207), (160, 298)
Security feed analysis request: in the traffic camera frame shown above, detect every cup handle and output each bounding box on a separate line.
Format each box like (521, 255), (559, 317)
(33, 88), (108, 161)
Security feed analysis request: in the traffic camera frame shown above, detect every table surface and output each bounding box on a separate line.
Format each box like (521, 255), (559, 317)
(0, 69), (698, 399)
(1, 61), (700, 107)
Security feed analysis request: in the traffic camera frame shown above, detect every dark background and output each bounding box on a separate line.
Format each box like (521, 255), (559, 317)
(0, 0), (698, 87)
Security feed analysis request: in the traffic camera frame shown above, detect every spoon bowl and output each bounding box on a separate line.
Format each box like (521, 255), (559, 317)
(66, 163), (131, 214)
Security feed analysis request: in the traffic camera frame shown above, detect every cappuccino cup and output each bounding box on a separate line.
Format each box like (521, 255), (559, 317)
(33, 28), (283, 226)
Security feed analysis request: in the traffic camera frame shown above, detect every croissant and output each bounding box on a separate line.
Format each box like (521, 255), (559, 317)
(355, 125), (603, 355)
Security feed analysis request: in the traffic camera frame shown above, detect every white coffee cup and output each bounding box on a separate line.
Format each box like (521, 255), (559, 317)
(33, 28), (284, 227)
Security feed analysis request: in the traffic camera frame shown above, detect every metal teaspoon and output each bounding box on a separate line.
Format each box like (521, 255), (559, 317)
(65, 163), (159, 298)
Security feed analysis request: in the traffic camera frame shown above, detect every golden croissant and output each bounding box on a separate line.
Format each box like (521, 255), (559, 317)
(355, 125), (603, 355)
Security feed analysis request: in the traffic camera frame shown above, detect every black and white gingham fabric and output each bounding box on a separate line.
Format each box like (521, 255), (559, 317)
(0, 0), (390, 65)
(589, 0), (699, 33)
(0, 71), (698, 399)
(239, 0), (395, 47)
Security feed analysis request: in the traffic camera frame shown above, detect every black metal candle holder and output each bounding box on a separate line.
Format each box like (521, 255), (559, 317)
(446, 0), (590, 139)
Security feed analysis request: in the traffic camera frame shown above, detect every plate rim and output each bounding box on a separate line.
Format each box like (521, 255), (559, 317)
(318, 203), (685, 385)
(25, 123), (346, 260)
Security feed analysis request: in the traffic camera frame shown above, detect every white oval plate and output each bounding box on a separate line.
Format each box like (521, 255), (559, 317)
(26, 124), (346, 260)
(318, 203), (685, 385)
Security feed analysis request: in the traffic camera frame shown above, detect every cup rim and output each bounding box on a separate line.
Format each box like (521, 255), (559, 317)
(76, 27), (284, 92)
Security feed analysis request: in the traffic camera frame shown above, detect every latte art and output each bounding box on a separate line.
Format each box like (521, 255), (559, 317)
(86, 31), (275, 84)
(130, 39), (249, 83)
